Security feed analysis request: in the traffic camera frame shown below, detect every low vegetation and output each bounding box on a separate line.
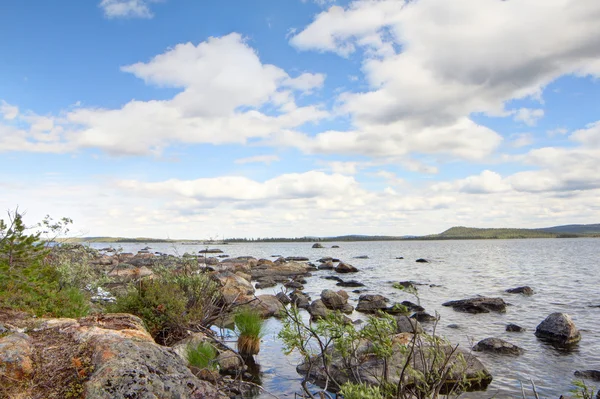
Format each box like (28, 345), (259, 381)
(234, 308), (265, 357)
(187, 342), (218, 370)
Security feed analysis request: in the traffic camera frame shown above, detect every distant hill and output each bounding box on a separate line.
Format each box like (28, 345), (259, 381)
(425, 224), (600, 239)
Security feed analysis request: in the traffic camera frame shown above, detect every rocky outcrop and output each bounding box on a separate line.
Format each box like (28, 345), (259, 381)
(297, 333), (492, 392)
(244, 294), (285, 318)
(0, 332), (34, 381)
(506, 286), (534, 296)
(442, 297), (507, 313)
(335, 262), (358, 273)
(199, 249), (224, 254)
(255, 278), (276, 289)
(356, 294), (389, 314)
(172, 332), (244, 375)
(472, 338), (524, 355)
(212, 272), (255, 305)
(285, 256), (309, 262)
(535, 313), (581, 345)
(250, 261), (312, 280)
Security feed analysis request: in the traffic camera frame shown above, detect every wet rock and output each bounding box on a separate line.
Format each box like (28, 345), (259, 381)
(199, 249), (224, 254)
(442, 297), (507, 313)
(336, 280), (365, 288)
(255, 278), (276, 290)
(401, 301), (425, 312)
(415, 258), (429, 263)
(276, 292), (291, 305)
(411, 312), (437, 322)
(574, 370), (600, 382)
(322, 276), (344, 282)
(447, 324), (460, 329)
(318, 257), (340, 263)
(321, 290), (353, 313)
(354, 255), (369, 259)
(284, 281), (304, 290)
(356, 294), (389, 314)
(293, 276), (307, 284)
(332, 245), (340, 248)
(250, 261), (312, 280)
(395, 316), (424, 334)
(0, 333), (34, 381)
(535, 313), (581, 345)
(217, 254), (229, 258)
(290, 290), (311, 309)
(473, 338), (524, 355)
(285, 256), (309, 262)
(506, 286), (534, 296)
(506, 323), (525, 332)
(318, 261), (335, 270)
(335, 262), (358, 273)
(308, 300), (330, 320)
(312, 243), (324, 248)
(395, 257), (404, 259)
(394, 281), (416, 290)
(204, 257), (219, 266)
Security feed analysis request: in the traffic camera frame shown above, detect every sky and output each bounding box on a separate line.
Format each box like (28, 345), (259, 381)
(1, 0), (600, 239)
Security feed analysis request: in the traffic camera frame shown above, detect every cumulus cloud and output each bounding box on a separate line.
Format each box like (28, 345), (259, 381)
(99, 0), (162, 19)
(513, 108), (545, 126)
(0, 34), (328, 156)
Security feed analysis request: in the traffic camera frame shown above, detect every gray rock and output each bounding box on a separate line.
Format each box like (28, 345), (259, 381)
(356, 294), (389, 314)
(290, 290), (311, 309)
(284, 281), (304, 290)
(535, 313), (581, 345)
(321, 290), (352, 313)
(285, 256), (309, 262)
(472, 338), (524, 355)
(322, 276), (344, 282)
(336, 280), (365, 288)
(198, 248), (224, 254)
(332, 245), (340, 248)
(506, 286), (534, 296)
(401, 300), (425, 312)
(354, 255), (369, 259)
(442, 297), (507, 313)
(318, 261), (335, 270)
(312, 243), (324, 248)
(411, 311), (437, 322)
(276, 292), (291, 305)
(395, 316), (424, 334)
(506, 323), (525, 332)
(415, 258), (429, 263)
(255, 279), (276, 289)
(244, 295), (284, 318)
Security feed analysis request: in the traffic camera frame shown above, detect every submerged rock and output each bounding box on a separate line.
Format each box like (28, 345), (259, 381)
(336, 280), (365, 288)
(574, 370), (600, 382)
(535, 313), (581, 346)
(442, 297), (507, 313)
(415, 258), (429, 263)
(472, 338), (524, 355)
(506, 323), (525, 332)
(506, 286), (534, 296)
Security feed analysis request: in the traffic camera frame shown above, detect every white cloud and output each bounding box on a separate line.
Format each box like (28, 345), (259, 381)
(0, 34), (328, 156)
(513, 108), (544, 126)
(0, 101), (18, 120)
(510, 133), (534, 148)
(234, 155), (281, 165)
(99, 0), (161, 19)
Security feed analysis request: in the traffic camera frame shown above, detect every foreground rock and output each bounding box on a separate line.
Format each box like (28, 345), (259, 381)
(442, 297), (507, 313)
(0, 333), (34, 381)
(172, 332), (244, 375)
(395, 316), (423, 334)
(472, 338), (524, 355)
(213, 271), (255, 305)
(535, 313), (581, 346)
(297, 334), (492, 392)
(320, 290), (353, 313)
(506, 286), (534, 296)
(290, 290), (311, 309)
(574, 370), (600, 381)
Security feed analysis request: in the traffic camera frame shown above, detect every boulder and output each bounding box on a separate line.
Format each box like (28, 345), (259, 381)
(318, 261), (335, 270)
(472, 338), (524, 355)
(255, 278), (276, 290)
(308, 300), (330, 320)
(574, 370), (600, 382)
(506, 286), (534, 296)
(293, 276), (308, 284)
(395, 257), (404, 259)
(108, 265), (154, 283)
(332, 245), (340, 248)
(297, 334), (492, 392)
(285, 256), (309, 262)
(199, 249), (224, 254)
(257, 259), (274, 267)
(401, 301), (425, 312)
(250, 261), (312, 280)
(415, 258), (429, 263)
(356, 294), (389, 314)
(506, 323), (525, 332)
(284, 281), (304, 290)
(0, 333), (34, 381)
(442, 297), (507, 313)
(312, 243), (324, 249)
(321, 290), (353, 313)
(235, 271), (252, 282)
(244, 295), (284, 318)
(395, 316), (423, 334)
(411, 312), (437, 322)
(213, 272), (255, 305)
(535, 313), (581, 345)
(354, 255), (369, 259)
(290, 290), (311, 309)
(335, 262), (358, 273)
(172, 333), (244, 375)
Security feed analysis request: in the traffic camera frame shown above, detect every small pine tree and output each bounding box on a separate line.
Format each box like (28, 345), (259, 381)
(0, 209), (47, 268)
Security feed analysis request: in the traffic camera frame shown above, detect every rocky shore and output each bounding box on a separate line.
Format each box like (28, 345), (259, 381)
(0, 244), (596, 398)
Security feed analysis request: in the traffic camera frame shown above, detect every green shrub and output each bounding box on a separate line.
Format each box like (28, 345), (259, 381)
(109, 273), (223, 345)
(340, 382), (383, 399)
(186, 342), (218, 370)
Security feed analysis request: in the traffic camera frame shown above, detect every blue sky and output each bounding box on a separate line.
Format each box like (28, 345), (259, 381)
(1, 0), (600, 239)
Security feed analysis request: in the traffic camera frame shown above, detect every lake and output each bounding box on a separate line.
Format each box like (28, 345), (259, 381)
(88, 238), (600, 398)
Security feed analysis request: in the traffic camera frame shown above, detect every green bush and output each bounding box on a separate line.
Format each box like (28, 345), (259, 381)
(109, 273), (223, 345)
(234, 308), (265, 356)
(340, 382), (383, 399)
(186, 342), (218, 370)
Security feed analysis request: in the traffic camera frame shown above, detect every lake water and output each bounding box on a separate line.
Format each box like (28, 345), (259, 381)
(89, 239), (600, 398)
